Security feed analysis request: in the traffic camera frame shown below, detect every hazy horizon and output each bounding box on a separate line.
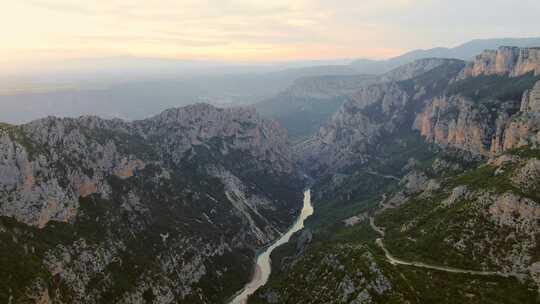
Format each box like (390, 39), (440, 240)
(3, 0), (540, 74)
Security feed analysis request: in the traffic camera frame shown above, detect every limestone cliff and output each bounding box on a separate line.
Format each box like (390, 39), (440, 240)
(459, 46), (540, 79)
(415, 81), (540, 156)
(413, 95), (497, 156)
(256, 58), (464, 140)
(296, 59), (465, 175)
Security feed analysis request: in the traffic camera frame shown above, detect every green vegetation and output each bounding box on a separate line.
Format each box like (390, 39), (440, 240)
(251, 219), (538, 304)
(447, 158), (539, 200)
(0, 218), (54, 303)
(375, 149), (540, 276)
(508, 147), (540, 159)
(256, 126), (540, 303)
(0, 143), (297, 304)
(448, 72), (540, 102)
(0, 124), (48, 160)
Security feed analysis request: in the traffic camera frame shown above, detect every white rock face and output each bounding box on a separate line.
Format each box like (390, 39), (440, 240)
(0, 104), (297, 228)
(487, 192), (540, 231)
(140, 103), (294, 174)
(207, 165), (280, 245)
(0, 121), (141, 227)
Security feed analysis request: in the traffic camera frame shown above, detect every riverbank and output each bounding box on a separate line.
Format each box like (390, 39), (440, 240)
(229, 190), (314, 304)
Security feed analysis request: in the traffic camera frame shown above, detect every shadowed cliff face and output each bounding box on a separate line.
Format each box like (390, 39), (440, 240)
(256, 58), (462, 141)
(0, 103), (303, 304)
(295, 59), (466, 176)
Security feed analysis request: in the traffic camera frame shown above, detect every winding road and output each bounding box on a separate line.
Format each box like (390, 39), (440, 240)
(366, 171), (400, 181)
(369, 217), (513, 277)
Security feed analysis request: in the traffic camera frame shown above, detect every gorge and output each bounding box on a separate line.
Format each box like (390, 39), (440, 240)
(229, 189), (313, 304)
(1, 46), (540, 304)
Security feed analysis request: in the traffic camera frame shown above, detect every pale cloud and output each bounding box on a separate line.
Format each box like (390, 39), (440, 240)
(1, 0), (539, 70)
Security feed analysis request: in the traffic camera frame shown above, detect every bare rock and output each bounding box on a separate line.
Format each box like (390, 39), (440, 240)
(459, 47), (540, 79)
(512, 158), (540, 192)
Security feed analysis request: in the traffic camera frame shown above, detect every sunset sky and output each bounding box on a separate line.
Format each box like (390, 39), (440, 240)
(2, 0), (540, 71)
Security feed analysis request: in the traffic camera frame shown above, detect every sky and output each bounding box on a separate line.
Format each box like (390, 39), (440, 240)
(2, 0), (540, 72)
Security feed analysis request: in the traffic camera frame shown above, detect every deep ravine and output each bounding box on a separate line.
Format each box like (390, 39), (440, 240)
(229, 189), (314, 304)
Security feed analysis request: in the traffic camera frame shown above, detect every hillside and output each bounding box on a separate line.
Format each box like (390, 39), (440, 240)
(258, 58), (463, 140)
(249, 47), (540, 304)
(0, 104), (304, 303)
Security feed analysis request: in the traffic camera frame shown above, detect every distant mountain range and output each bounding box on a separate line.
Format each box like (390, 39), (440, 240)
(2, 36), (540, 125)
(255, 37), (540, 140)
(351, 37), (540, 74)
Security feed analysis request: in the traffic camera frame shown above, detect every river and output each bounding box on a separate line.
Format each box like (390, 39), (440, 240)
(229, 189), (314, 304)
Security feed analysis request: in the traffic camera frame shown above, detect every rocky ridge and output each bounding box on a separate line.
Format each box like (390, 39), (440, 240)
(415, 80), (540, 156)
(296, 82), (410, 174)
(459, 46), (540, 78)
(296, 58), (466, 175)
(0, 103), (303, 303)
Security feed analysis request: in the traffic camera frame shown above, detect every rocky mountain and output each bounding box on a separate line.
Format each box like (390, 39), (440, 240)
(416, 49), (540, 157)
(249, 47), (540, 303)
(351, 37), (540, 75)
(0, 103), (303, 303)
(257, 58), (462, 140)
(296, 58), (465, 175)
(255, 75), (377, 140)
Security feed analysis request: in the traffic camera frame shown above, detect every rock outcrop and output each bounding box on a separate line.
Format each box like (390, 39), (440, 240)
(297, 82), (410, 174)
(414, 95), (494, 155)
(520, 80), (540, 112)
(297, 58), (465, 175)
(459, 46), (540, 79)
(416, 81), (540, 156)
(495, 81), (540, 153)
